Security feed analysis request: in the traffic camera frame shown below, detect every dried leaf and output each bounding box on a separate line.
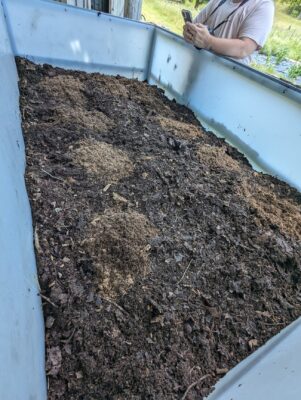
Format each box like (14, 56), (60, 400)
(47, 346), (62, 376)
(46, 316), (55, 329)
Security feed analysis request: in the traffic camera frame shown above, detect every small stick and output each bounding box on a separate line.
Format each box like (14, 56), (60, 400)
(189, 365), (201, 376)
(41, 168), (65, 182)
(177, 260), (193, 286)
(39, 293), (58, 308)
(181, 374), (211, 400)
(61, 328), (76, 344)
(104, 298), (130, 316)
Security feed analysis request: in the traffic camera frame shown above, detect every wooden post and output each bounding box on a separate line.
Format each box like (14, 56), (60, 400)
(66, 0), (90, 7)
(109, 0), (126, 17)
(124, 0), (142, 20)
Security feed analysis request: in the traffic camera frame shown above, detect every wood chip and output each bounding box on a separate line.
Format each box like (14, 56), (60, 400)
(76, 371), (83, 379)
(103, 183), (112, 192)
(248, 339), (258, 349)
(34, 226), (42, 254)
(216, 368), (228, 375)
(256, 310), (271, 318)
(112, 192), (128, 203)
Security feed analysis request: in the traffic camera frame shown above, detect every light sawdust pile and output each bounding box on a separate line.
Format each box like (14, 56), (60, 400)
(88, 74), (129, 98)
(197, 144), (241, 172)
(157, 116), (205, 140)
(73, 139), (134, 182)
(239, 178), (301, 241)
(37, 75), (87, 107)
(56, 107), (114, 133)
(37, 71), (115, 133)
(83, 210), (158, 298)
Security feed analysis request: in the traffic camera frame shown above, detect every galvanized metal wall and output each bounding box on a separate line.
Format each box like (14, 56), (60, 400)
(0, 2), (46, 400)
(3, 0), (154, 78)
(148, 28), (301, 190)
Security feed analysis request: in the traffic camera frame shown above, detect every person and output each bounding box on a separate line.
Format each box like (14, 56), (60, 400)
(183, 0), (274, 64)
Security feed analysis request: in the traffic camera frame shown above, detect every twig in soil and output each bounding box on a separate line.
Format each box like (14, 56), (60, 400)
(39, 293), (58, 308)
(189, 365), (201, 376)
(181, 374), (211, 400)
(61, 328), (76, 344)
(41, 168), (65, 182)
(176, 260), (193, 286)
(104, 298), (130, 316)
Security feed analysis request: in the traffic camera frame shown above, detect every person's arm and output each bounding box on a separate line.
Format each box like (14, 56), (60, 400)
(183, 0), (274, 58)
(184, 23), (257, 58)
(209, 35), (257, 58)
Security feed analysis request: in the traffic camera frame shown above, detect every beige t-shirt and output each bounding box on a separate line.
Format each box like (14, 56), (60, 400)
(193, 0), (274, 64)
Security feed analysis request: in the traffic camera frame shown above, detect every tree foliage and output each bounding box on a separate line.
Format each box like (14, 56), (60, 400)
(281, 0), (301, 17)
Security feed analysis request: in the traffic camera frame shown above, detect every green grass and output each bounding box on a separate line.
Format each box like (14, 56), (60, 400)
(142, 0), (203, 35)
(261, 4), (301, 62)
(288, 63), (301, 78)
(250, 62), (276, 76)
(142, 0), (301, 63)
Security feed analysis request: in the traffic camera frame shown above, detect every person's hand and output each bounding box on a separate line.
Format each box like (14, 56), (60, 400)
(183, 22), (195, 44)
(187, 23), (213, 50)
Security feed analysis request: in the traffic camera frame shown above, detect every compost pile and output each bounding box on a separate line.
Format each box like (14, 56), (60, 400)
(17, 58), (301, 400)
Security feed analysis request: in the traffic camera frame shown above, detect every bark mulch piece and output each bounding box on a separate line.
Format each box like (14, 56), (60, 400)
(17, 57), (301, 400)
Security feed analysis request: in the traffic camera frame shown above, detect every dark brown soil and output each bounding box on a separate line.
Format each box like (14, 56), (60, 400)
(17, 57), (301, 400)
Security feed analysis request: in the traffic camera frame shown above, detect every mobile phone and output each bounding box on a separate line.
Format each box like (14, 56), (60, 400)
(182, 9), (192, 23)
